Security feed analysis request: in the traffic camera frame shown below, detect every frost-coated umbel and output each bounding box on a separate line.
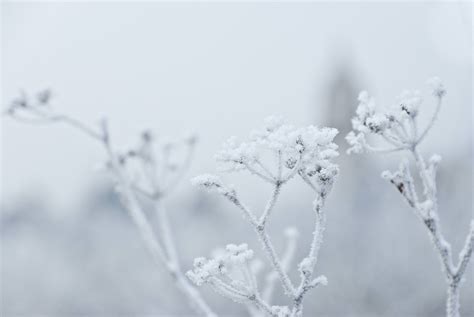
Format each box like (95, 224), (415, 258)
(188, 116), (339, 317)
(346, 78), (474, 317)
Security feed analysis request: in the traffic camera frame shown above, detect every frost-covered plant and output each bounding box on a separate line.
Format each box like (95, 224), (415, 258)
(188, 116), (339, 316)
(5, 91), (216, 317)
(346, 78), (474, 317)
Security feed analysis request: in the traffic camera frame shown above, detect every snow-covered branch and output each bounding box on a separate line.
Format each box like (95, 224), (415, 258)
(190, 116), (339, 316)
(346, 78), (473, 317)
(5, 91), (216, 317)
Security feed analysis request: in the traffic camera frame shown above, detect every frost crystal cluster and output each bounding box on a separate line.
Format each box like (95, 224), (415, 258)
(189, 116), (339, 316)
(215, 116), (338, 181)
(187, 243), (256, 297)
(346, 78), (473, 317)
(346, 77), (446, 155)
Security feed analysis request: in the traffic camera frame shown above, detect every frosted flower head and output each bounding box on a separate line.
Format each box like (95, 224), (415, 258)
(7, 89), (52, 115)
(356, 91), (375, 116)
(250, 118), (300, 153)
(255, 118), (339, 171)
(191, 174), (236, 198)
(427, 77), (446, 98)
(212, 115), (339, 183)
(351, 92), (392, 135)
(186, 256), (227, 286)
(187, 243), (256, 287)
(225, 243), (254, 264)
(215, 136), (258, 172)
(351, 91), (376, 132)
(396, 90), (422, 118)
(364, 113), (390, 133)
(36, 89), (52, 105)
(191, 174), (224, 189)
(347, 78), (446, 153)
(294, 126), (339, 179)
(313, 164), (339, 187)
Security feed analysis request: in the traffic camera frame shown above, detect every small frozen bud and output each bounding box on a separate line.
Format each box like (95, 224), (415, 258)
(355, 91), (376, 121)
(226, 243), (254, 263)
(192, 174), (237, 200)
(316, 165), (339, 184)
(36, 89), (52, 105)
(298, 256), (315, 275)
(141, 130), (153, 143)
(191, 174), (224, 190)
(398, 90), (422, 117)
(270, 306), (291, 317)
(186, 271), (202, 285)
(215, 136), (258, 172)
(285, 157), (297, 169)
(365, 113), (390, 134)
(11, 96), (28, 109)
(187, 256), (227, 286)
(309, 275), (328, 288)
(427, 77), (446, 98)
(313, 275), (328, 286)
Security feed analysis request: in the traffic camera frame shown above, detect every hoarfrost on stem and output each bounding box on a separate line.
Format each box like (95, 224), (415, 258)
(346, 78), (474, 317)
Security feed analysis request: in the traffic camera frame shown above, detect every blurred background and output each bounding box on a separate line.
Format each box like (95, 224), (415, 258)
(1, 2), (472, 316)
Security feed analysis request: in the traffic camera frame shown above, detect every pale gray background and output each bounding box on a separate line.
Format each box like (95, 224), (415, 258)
(1, 2), (472, 316)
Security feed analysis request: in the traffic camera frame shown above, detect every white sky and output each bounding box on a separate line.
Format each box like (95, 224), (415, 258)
(1, 1), (472, 209)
